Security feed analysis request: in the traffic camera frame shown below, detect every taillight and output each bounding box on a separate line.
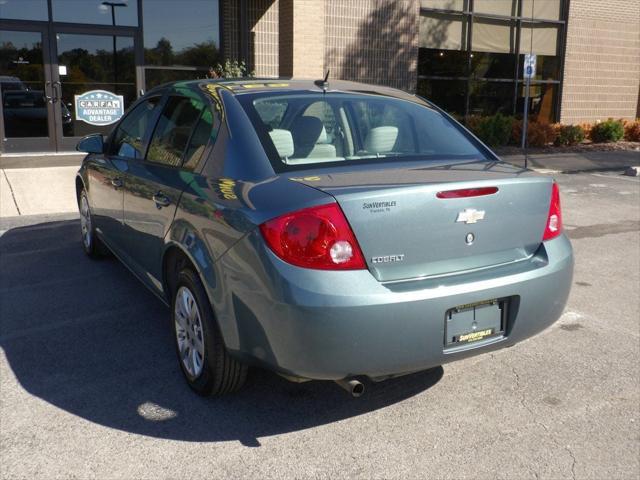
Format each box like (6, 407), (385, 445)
(436, 186), (498, 199)
(259, 203), (366, 270)
(543, 182), (563, 241)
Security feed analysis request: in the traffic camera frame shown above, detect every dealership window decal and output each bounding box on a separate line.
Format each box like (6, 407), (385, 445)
(74, 90), (125, 126)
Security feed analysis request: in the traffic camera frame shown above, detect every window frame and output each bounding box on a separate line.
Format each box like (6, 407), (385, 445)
(417, 0), (569, 122)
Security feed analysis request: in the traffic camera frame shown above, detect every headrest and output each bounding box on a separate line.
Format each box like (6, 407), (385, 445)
(364, 126), (398, 153)
(316, 125), (329, 144)
(268, 129), (294, 159)
(291, 116), (324, 147)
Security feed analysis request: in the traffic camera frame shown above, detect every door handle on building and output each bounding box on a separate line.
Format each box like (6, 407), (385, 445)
(111, 177), (123, 189)
(52, 81), (61, 103)
(44, 81), (53, 104)
(153, 192), (171, 209)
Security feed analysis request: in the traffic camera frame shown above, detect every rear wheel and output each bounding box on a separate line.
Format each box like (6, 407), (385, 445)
(79, 189), (108, 258)
(172, 268), (247, 396)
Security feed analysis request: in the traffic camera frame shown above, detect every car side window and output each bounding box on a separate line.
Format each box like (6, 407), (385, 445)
(110, 97), (160, 159)
(183, 106), (220, 170)
(146, 96), (205, 167)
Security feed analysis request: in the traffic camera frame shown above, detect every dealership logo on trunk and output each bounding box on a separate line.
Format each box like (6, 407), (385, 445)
(75, 90), (124, 126)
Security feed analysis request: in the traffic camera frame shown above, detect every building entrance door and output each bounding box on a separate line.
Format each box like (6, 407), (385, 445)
(1, 25), (57, 152)
(1, 23), (138, 153)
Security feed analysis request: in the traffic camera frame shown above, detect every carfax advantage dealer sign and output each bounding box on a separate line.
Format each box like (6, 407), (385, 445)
(74, 90), (125, 126)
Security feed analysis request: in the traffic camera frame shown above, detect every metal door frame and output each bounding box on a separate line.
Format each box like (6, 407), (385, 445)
(1, 18), (143, 154)
(0, 21), (58, 153)
(50, 22), (141, 152)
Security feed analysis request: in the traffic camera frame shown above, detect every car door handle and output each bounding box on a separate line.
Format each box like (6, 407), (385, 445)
(111, 177), (123, 188)
(153, 192), (171, 209)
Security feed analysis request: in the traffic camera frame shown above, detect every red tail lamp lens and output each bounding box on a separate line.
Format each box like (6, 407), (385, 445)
(259, 203), (366, 270)
(543, 182), (563, 241)
(436, 187), (499, 199)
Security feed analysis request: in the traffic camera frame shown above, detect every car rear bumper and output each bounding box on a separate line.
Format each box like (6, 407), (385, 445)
(218, 233), (573, 380)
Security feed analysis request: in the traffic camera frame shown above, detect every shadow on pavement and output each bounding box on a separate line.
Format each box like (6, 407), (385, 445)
(0, 220), (442, 446)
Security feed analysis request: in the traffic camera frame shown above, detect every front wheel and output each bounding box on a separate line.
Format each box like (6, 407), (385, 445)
(172, 268), (247, 396)
(79, 189), (108, 258)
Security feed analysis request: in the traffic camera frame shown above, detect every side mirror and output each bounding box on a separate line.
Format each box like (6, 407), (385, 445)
(76, 134), (104, 154)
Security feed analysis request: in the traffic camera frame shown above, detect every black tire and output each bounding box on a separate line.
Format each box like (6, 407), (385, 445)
(79, 189), (108, 258)
(172, 268), (247, 396)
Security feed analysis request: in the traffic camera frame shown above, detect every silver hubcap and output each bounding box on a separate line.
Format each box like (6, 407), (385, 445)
(80, 194), (92, 249)
(174, 286), (205, 378)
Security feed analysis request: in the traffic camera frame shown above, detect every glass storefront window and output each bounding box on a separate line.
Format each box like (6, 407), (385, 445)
(142, 0), (221, 68)
(56, 33), (136, 137)
(144, 68), (209, 90)
(469, 81), (515, 116)
(472, 18), (517, 54)
(419, 12), (467, 50)
(518, 54), (559, 81)
(474, 0), (517, 17)
(522, 0), (561, 21)
(516, 82), (557, 122)
(520, 23), (559, 56)
(470, 51), (516, 79)
(417, 78), (467, 116)
(418, 48), (467, 77)
(52, 0), (138, 26)
(0, 30), (49, 138)
(0, 0), (48, 21)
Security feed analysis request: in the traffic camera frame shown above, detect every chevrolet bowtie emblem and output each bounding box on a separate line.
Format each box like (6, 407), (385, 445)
(456, 208), (485, 224)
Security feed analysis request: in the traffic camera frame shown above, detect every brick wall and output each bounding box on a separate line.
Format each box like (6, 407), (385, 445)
(222, 0), (278, 77)
(249, 0), (279, 77)
(560, 0), (640, 123)
(279, 0), (326, 78)
(222, 0), (240, 61)
(225, 0), (420, 90)
(324, 0), (419, 92)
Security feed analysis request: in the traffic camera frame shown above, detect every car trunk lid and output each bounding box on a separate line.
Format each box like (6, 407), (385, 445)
(288, 161), (552, 282)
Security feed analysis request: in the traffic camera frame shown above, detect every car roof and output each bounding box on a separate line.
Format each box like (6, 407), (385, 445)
(150, 78), (421, 104)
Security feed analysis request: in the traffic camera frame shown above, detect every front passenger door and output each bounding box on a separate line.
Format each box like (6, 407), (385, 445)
(91, 96), (161, 255)
(122, 95), (208, 292)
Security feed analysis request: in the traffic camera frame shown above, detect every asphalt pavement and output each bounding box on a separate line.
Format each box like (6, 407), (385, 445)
(1, 171), (638, 479)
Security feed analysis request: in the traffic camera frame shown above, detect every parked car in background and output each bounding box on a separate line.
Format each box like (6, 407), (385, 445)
(2, 88), (73, 137)
(75, 79), (573, 397)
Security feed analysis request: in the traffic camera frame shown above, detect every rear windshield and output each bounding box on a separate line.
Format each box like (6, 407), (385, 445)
(238, 92), (487, 172)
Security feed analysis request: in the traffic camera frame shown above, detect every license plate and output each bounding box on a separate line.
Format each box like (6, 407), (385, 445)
(445, 300), (505, 347)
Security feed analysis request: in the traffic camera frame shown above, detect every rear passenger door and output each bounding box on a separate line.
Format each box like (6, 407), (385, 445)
(121, 94), (210, 291)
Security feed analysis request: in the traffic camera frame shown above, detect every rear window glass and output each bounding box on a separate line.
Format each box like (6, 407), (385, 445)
(239, 92), (487, 171)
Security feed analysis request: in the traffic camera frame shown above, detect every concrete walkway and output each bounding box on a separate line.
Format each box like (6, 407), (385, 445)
(500, 149), (639, 173)
(1, 166), (78, 218)
(0, 153), (84, 169)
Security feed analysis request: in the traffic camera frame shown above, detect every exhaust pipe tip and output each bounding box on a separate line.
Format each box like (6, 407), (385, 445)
(335, 378), (365, 397)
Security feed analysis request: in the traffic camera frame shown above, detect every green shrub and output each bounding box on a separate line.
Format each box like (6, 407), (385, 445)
(555, 124), (585, 146)
(466, 113), (513, 147)
(213, 59), (253, 78)
(591, 119), (624, 143)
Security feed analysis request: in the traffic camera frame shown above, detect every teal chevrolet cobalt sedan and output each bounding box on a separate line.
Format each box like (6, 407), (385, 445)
(75, 79), (573, 397)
